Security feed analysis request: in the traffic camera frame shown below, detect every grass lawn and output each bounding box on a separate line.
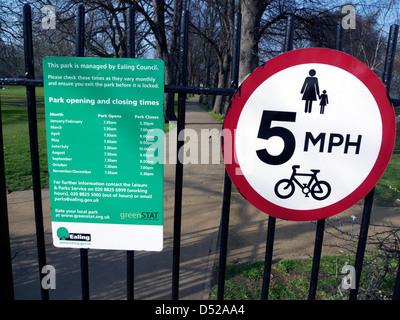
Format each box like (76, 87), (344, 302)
(1, 86), (48, 192)
(210, 254), (399, 300)
(375, 154), (400, 206)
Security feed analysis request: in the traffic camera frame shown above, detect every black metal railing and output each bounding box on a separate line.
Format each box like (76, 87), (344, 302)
(0, 3), (399, 301)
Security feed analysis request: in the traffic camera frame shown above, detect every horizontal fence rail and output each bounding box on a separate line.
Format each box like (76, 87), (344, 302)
(0, 77), (398, 105)
(0, 78), (236, 97)
(0, 4), (400, 301)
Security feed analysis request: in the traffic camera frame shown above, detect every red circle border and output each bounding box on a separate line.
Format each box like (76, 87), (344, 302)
(223, 48), (396, 221)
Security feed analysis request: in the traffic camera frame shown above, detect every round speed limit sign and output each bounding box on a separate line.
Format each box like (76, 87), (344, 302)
(223, 48), (396, 221)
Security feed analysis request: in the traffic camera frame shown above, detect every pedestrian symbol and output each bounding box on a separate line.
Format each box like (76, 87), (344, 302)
(300, 69), (329, 114)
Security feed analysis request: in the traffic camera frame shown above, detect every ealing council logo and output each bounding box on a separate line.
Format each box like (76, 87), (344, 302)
(57, 227), (91, 242)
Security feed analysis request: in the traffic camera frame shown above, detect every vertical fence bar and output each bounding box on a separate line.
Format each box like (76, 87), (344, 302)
(75, 4), (85, 57)
(230, 13), (241, 90)
(260, 216), (275, 300)
(126, 6), (136, 301)
(217, 172), (232, 300)
(260, 14), (295, 300)
(308, 219), (325, 300)
(386, 24), (400, 301)
(216, 11), (241, 301)
(283, 14), (295, 52)
(79, 249), (89, 300)
(127, 7), (136, 59)
(75, 3), (90, 300)
(381, 24), (399, 91)
(349, 188), (374, 300)
(350, 24), (399, 300)
(0, 95), (14, 300)
(335, 20), (344, 52)
(393, 254), (400, 300)
(307, 21), (344, 301)
(23, 4), (49, 301)
(171, 10), (189, 300)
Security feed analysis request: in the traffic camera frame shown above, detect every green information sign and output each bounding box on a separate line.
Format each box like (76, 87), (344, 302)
(43, 57), (164, 251)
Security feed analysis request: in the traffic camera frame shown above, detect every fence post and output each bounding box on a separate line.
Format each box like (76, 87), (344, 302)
(307, 20), (344, 301)
(216, 11), (241, 301)
(74, 4), (90, 301)
(23, 3), (49, 301)
(393, 254), (400, 299)
(386, 24), (400, 301)
(381, 24), (399, 91)
(261, 14), (295, 300)
(283, 14), (295, 52)
(0, 97), (14, 300)
(260, 216), (276, 300)
(126, 6), (136, 301)
(335, 20), (344, 52)
(75, 4), (85, 57)
(308, 219), (325, 299)
(349, 189), (374, 300)
(171, 9), (189, 300)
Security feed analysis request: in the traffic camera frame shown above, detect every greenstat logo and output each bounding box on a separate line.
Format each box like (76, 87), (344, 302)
(57, 227), (91, 242)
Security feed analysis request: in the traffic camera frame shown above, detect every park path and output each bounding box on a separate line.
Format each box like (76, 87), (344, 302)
(7, 95), (225, 300)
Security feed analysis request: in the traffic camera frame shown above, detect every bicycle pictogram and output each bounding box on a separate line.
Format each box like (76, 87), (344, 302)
(274, 165), (331, 200)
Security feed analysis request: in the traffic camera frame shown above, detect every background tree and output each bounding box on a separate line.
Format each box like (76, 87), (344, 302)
(238, 0), (272, 82)
(0, 0), (398, 115)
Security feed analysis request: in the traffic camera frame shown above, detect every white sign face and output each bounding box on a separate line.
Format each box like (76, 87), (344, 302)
(223, 48), (396, 221)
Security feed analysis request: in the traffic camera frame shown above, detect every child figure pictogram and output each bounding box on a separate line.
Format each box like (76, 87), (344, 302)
(319, 90), (328, 114)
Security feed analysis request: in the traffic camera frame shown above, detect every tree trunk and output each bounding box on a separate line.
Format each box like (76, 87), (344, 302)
(211, 0), (235, 114)
(212, 52), (231, 113)
(152, 0), (181, 123)
(239, 0), (271, 82)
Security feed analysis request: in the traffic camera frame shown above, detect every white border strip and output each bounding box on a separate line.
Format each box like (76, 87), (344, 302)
(52, 221), (163, 251)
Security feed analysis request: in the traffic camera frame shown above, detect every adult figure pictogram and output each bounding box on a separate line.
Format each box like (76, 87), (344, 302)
(301, 69), (320, 113)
